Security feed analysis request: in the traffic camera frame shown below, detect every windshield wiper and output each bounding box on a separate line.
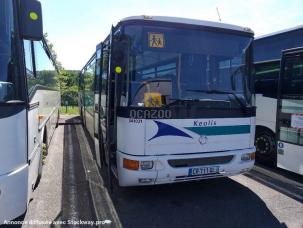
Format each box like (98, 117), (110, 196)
(164, 98), (193, 107)
(186, 89), (247, 113)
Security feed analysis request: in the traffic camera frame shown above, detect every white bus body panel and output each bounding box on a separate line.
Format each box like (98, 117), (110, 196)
(117, 116), (255, 186)
(0, 110), (28, 224)
(118, 117), (254, 155)
(0, 165), (28, 224)
(255, 94), (277, 132)
(145, 118), (252, 155)
(277, 142), (303, 175)
(0, 110), (27, 174)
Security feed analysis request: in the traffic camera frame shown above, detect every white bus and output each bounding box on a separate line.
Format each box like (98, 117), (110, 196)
(254, 26), (303, 175)
(0, 0), (60, 223)
(79, 16), (256, 187)
(255, 47), (303, 175)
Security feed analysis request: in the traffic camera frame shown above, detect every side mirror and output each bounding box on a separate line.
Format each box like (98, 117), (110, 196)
(20, 0), (43, 41)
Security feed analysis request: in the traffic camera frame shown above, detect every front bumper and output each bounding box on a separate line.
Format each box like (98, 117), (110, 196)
(117, 148), (255, 186)
(0, 165), (28, 225)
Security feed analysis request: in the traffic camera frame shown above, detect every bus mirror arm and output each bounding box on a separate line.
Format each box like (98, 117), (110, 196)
(20, 0), (43, 41)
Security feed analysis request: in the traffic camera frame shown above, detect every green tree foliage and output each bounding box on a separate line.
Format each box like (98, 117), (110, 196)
(59, 70), (80, 106)
(43, 34), (79, 106)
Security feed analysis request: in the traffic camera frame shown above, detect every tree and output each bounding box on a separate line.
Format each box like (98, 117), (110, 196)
(43, 34), (79, 106)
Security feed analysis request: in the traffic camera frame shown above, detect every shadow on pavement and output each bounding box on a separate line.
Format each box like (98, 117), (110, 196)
(58, 116), (96, 224)
(109, 177), (286, 228)
(245, 164), (303, 203)
(63, 116), (287, 228)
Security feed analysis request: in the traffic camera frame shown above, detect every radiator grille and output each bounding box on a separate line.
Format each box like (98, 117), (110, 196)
(168, 155), (234, 168)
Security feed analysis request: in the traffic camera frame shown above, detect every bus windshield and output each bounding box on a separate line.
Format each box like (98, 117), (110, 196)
(123, 25), (253, 108)
(0, 0), (22, 103)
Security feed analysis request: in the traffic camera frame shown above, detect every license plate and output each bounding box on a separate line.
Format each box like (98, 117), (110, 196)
(188, 166), (219, 176)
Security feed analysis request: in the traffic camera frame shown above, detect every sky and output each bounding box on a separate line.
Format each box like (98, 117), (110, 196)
(40, 0), (303, 70)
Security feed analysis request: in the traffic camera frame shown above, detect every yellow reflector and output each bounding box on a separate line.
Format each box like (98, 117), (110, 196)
(29, 12), (38, 21)
(144, 92), (162, 107)
(115, 66), (122, 74)
(250, 152), (256, 160)
(123, 158), (139, 170)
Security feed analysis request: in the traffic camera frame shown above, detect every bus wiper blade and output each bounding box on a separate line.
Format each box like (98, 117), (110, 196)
(164, 98), (192, 107)
(208, 89), (247, 113)
(186, 89), (247, 112)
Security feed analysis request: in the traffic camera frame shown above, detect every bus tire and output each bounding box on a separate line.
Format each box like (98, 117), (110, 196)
(255, 127), (276, 166)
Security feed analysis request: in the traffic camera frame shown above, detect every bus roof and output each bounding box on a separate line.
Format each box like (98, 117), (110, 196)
(120, 15), (254, 34)
(256, 24), (303, 40)
(254, 24), (303, 62)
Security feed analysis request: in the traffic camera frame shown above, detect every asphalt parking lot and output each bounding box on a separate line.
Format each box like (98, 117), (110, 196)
(8, 116), (303, 228)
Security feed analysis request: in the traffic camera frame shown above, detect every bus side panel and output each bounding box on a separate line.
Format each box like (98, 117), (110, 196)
(0, 165), (28, 224)
(0, 109), (27, 174)
(27, 102), (40, 194)
(277, 143), (303, 175)
(39, 90), (60, 145)
(255, 94), (277, 133)
(0, 109), (28, 224)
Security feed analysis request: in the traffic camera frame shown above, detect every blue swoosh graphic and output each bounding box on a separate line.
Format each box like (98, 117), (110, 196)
(149, 121), (193, 141)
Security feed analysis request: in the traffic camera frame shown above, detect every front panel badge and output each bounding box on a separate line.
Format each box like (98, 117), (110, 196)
(199, 135), (208, 145)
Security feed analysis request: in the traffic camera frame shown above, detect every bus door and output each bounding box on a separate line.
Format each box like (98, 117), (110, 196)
(97, 42), (110, 169)
(276, 49), (303, 175)
(94, 46), (102, 167)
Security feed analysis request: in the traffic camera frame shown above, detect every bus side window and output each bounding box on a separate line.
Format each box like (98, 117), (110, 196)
(23, 40), (35, 96)
(33, 41), (57, 90)
(100, 45), (109, 118)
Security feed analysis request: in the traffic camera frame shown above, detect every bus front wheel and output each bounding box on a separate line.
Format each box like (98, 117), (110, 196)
(255, 128), (276, 166)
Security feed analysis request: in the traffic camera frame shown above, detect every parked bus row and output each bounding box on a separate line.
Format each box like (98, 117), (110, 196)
(1, 0), (302, 224)
(0, 0), (60, 224)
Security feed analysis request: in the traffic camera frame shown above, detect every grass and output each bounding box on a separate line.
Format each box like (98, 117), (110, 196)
(60, 106), (80, 115)
(42, 144), (47, 165)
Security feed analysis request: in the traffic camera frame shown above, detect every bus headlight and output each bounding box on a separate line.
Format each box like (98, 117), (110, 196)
(140, 161), (154, 170)
(123, 159), (154, 170)
(241, 152), (255, 161)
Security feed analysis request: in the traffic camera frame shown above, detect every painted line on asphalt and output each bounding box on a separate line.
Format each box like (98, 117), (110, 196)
(246, 170), (303, 202)
(253, 165), (303, 189)
(67, 125), (80, 221)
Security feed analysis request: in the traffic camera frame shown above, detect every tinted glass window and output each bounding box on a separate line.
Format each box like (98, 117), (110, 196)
(123, 25), (253, 107)
(100, 45), (109, 116)
(254, 61), (279, 98)
(83, 59), (95, 114)
(34, 41), (57, 89)
(282, 55), (303, 95)
(0, 0), (23, 102)
(24, 40), (35, 94)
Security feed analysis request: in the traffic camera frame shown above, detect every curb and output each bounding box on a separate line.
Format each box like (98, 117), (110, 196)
(75, 124), (122, 228)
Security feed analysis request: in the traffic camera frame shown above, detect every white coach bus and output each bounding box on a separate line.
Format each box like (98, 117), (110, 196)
(254, 26), (303, 175)
(0, 0), (60, 223)
(79, 16), (256, 187)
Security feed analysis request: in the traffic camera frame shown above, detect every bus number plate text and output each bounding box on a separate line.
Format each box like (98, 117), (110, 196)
(188, 166), (219, 176)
